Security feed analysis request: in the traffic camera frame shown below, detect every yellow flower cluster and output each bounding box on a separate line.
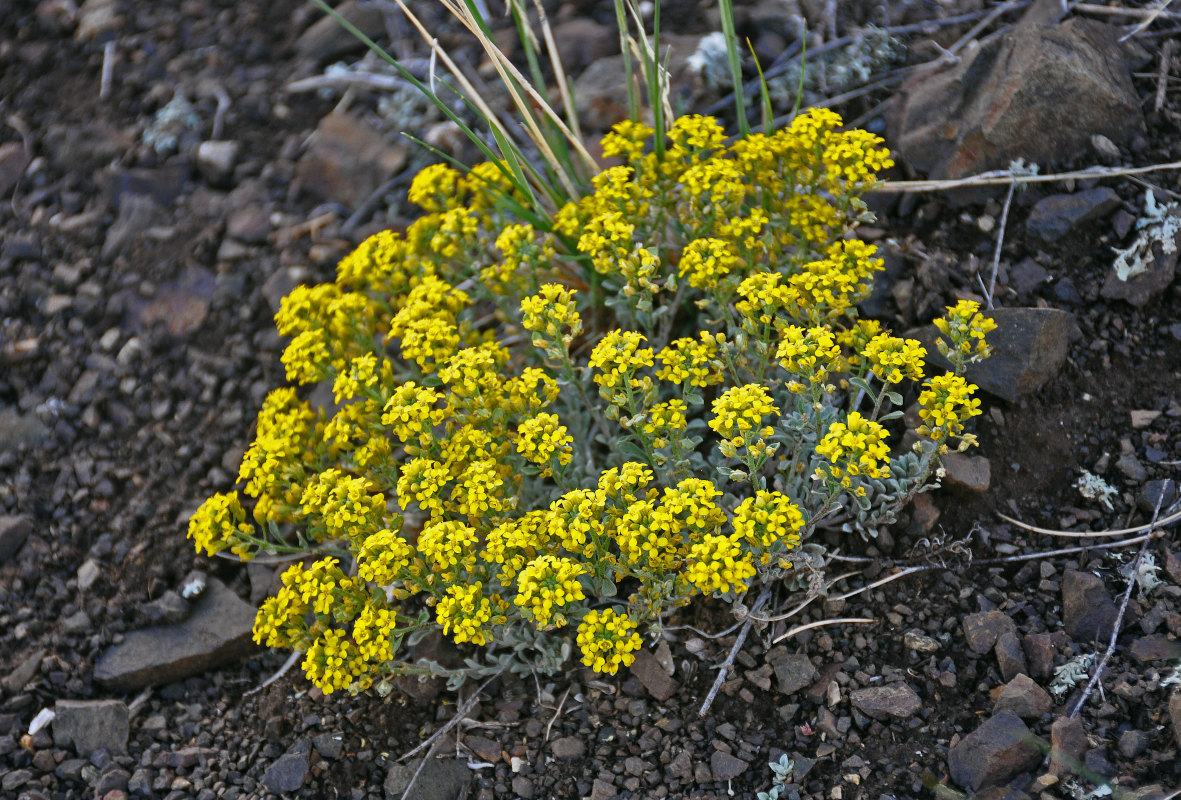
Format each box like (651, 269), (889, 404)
(187, 491), (254, 559)
(815, 412), (890, 490)
(862, 334), (927, 385)
(189, 102), (988, 696)
(934, 299), (998, 364)
(515, 412), (574, 475)
(514, 555), (587, 628)
(576, 608), (642, 674)
(709, 384), (779, 442)
(918, 373), (982, 444)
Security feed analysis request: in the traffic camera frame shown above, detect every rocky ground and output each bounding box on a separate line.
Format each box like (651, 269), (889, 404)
(1, 0), (1180, 798)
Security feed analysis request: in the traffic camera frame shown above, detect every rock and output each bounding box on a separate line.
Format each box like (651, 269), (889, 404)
(993, 674), (1052, 719)
(125, 266), (215, 338)
(907, 492), (940, 536)
(1101, 204), (1181, 307)
(295, 0), (385, 62)
(1130, 409), (1162, 429)
(591, 778), (616, 800)
(628, 648), (677, 701)
(766, 649), (818, 695)
(141, 590), (189, 626)
(916, 308), (1076, 403)
(0, 142), (31, 198)
(76, 0), (122, 39)
(2, 648), (44, 693)
(1050, 714), (1088, 775)
(709, 750), (749, 781)
(195, 140), (240, 187)
(93, 576), (258, 691)
(1025, 188), (1121, 242)
(574, 34), (707, 130)
(102, 194), (163, 260)
(948, 711), (1043, 792)
(76, 559), (101, 591)
(850, 683), (922, 720)
(295, 112), (408, 210)
(994, 632), (1027, 681)
(0, 409), (50, 453)
(226, 206), (271, 244)
(1062, 569), (1118, 644)
(1116, 451), (1148, 482)
(1169, 692), (1181, 749)
(62, 610), (92, 635)
(903, 629), (941, 654)
(551, 735), (585, 759)
(888, 12), (1145, 185)
(551, 18), (618, 76)
(1010, 258), (1049, 298)
(462, 734), (498, 763)
(52, 700), (129, 756)
(942, 454), (991, 493)
(1138, 479), (1179, 514)
(1129, 635), (1181, 663)
(262, 743), (310, 794)
(0, 514), (34, 563)
(383, 757), (472, 800)
(1118, 729), (1150, 759)
(2, 768), (32, 792)
(963, 611), (1017, 655)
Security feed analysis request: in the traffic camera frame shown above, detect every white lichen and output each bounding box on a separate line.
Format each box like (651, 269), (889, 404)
(1050, 652), (1096, 698)
(1111, 190), (1181, 281)
(1075, 470), (1118, 511)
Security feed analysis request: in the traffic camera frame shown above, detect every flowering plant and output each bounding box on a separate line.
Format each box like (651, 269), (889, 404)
(186, 103), (996, 696)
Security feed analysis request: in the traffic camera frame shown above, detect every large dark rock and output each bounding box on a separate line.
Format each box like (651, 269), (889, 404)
(383, 757), (472, 800)
(948, 711), (1043, 792)
(1026, 188), (1121, 242)
(1062, 569), (1117, 644)
(0, 514), (33, 564)
(53, 699), (129, 756)
(888, 6), (1146, 185)
(93, 577), (258, 691)
(916, 307), (1078, 403)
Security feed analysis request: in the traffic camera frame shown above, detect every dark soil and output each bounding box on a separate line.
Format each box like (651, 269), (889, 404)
(1, 1), (1179, 799)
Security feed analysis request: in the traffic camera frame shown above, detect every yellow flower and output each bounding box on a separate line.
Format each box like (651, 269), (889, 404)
(302, 629), (362, 694)
(682, 534), (756, 595)
(417, 520), (478, 579)
(357, 529), (413, 585)
(732, 491), (805, 562)
(656, 333), (724, 387)
(709, 384), (779, 441)
(437, 583), (495, 646)
(600, 119), (654, 161)
(918, 373), (982, 443)
(408, 163), (463, 212)
(815, 412), (890, 488)
(589, 329), (654, 390)
(576, 608), (642, 674)
(678, 237), (739, 291)
(188, 491), (254, 559)
(520, 284), (582, 344)
(514, 554), (587, 628)
(516, 413), (574, 475)
(862, 334), (926, 384)
(777, 325), (841, 389)
(934, 300), (997, 363)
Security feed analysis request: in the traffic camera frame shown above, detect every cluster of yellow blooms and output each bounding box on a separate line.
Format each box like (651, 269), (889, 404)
(187, 107), (994, 696)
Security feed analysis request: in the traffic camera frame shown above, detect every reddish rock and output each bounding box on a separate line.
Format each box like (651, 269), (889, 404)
(993, 674), (1052, 719)
(948, 711), (1043, 791)
(888, 12), (1146, 184)
(1050, 714), (1088, 775)
(628, 648), (677, 702)
(1062, 569), (1118, 644)
(850, 682), (922, 720)
(963, 611), (1017, 655)
(295, 112), (408, 210)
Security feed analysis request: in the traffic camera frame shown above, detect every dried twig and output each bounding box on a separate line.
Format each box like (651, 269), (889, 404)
(998, 507), (1181, 538)
(1068, 495), (1165, 716)
(772, 617), (875, 644)
(877, 160), (1181, 193)
(1118, 0), (1177, 41)
(698, 586), (770, 716)
(1074, 2), (1181, 20)
(1156, 38), (1177, 112)
(100, 41), (116, 100)
(981, 178), (1015, 309)
(543, 685), (571, 743)
(244, 649), (304, 697)
(399, 670), (504, 762)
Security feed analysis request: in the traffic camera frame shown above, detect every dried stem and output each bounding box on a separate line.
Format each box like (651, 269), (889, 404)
(998, 507), (1181, 538)
(698, 586), (770, 716)
(772, 617), (875, 644)
(399, 669), (504, 762)
(1068, 495), (1165, 717)
(877, 160), (1181, 193)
